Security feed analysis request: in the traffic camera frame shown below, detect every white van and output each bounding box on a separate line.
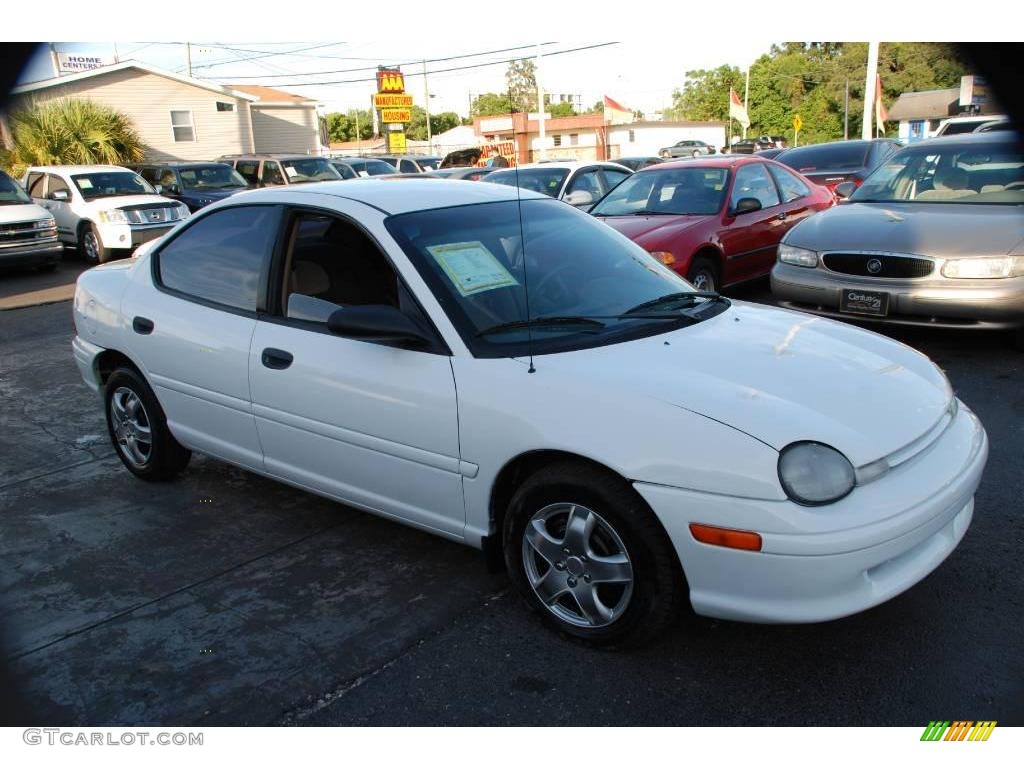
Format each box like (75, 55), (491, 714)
(934, 114), (1009, 137)
(0, 169), (63, 271)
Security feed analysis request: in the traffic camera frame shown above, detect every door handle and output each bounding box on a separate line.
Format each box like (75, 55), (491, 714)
(776, 212), (787, 221)
(132, 316), (154, 335)
(261, 348), (293, 370)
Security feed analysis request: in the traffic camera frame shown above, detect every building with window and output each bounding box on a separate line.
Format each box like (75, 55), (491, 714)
(7, 61), (325, 161)
(887, 84), (1002, 143)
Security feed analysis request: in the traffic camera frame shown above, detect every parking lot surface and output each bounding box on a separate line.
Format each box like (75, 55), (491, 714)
(1, 284), (1021, 726)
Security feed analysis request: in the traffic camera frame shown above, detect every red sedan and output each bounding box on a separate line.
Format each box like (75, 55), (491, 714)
(589, 156), (833, 292)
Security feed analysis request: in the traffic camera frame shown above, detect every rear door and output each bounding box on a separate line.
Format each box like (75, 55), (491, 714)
(248, 203), (465, 538)
(717, 161), (786, 282)
(122, 204), (281, 470)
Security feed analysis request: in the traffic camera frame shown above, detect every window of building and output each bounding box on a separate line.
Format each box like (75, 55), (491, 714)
(215, 101), (234, 112)
(628, 130), (635, 143)
(170, 110), (196, 142)
(157, 206), (279, 311)
(553, 135), (562, 147)
(570, 134), (579, 146)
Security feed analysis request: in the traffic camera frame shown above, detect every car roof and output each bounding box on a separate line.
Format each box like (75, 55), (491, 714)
(219, 154), (323, 160)
(648, 155), (761, 171)
(491, 161), (629, 171)
(226, 177), (546, 215)
(137, 161), (232, 167)
(909, 130), (1019, 147)
(25, 164), (130, 174)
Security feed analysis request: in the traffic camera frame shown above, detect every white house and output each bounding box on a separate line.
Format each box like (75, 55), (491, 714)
(608, 121), (728, 158)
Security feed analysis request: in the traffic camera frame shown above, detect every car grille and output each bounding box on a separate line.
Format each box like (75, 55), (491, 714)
(822, 252), (934, 279)
(0, 220), (57, 248)
(119, 204), (184, 225)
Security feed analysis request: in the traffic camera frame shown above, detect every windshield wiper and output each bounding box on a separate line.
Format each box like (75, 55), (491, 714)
(629, 210), (680, 216)
(621, 292), (723, 316)
(476, 316), (605, 337)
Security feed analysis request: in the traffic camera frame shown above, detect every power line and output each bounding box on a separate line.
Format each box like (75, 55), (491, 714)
(210, 43), (557, 80)
(186, 41), (342, 71)
(223, 43), (617, 89)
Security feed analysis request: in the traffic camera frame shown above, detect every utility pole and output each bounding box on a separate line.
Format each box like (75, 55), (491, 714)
(536, 43), (546, 162)
(743, 66), (750, 140)
(862, 41), (879, 141)
(185, 42), (192, 78)
(844, 80), (849, 140)
(423, 60), (432, 154)
(354, 110), (360, 149)
(113, 42), (120, 64)
(49, 43), (60, 77)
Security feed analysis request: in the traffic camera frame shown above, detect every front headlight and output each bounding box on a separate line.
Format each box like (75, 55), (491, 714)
(34, 217), (56, 229)
(778, 243), (818, 268)
(941, 256), (1024, 279)
(778, 441), (856, 506)
(98, 209), (129, 224)
(173, 204), (190, 220)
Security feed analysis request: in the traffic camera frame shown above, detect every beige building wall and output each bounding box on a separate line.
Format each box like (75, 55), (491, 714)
(10, 68), (254, 161)
(250, 105), (319, 154)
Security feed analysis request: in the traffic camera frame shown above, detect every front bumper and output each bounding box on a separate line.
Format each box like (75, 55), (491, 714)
(97, 222), (175, 251)
(771, 263), (1024, 329)
(0, 239), (63, 267)
(635, 401), (987, 623)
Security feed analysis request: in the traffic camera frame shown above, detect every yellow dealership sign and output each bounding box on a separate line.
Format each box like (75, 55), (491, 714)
(374, 93), (414, 109)
(381, 108), (412, 123)
(389, 132), (407, 153)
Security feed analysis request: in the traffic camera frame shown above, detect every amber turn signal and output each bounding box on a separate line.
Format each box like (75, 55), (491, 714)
(649, 251), (675, 266)
(689, 523), (762, 551)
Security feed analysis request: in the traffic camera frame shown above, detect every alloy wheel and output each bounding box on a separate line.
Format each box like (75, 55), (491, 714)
(83, 231), (99, 263)
(521, 503), (634, 628)
(109, 387), (153, 468)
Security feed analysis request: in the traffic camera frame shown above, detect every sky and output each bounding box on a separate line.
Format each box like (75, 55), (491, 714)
(18, 40), (777, 119)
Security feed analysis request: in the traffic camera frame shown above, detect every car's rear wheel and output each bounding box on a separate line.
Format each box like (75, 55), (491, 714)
(503, 461), (683, 647)
(105, 367), (191, 481)
(687, 256), (719, 293)
(692, 150), (700, 157)
(659, 150), (669, 158)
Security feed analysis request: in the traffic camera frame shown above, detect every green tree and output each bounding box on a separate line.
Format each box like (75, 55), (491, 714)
(2, 98), (143, 177)
(665, 65), (745, 122)
(471, 92), (514, 117)
(324, 109), (372, 143)
(548, 101), (576, 118)
(505, 59), (537, 112)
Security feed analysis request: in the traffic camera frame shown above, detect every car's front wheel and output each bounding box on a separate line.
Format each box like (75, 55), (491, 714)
(687, 256), (719, 293)
(80, 222), (116, 264)
(503, 461), (683, 647)
(105, 367), (191, 481)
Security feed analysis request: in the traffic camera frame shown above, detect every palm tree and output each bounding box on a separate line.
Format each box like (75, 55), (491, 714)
(1, 98), (144, 177)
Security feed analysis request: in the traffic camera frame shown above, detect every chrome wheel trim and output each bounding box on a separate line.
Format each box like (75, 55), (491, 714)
(83, 230), (99, 263)
(691, 269), (715, 292)
(109, 386), (153, 468)
(521, 503), (634, 629)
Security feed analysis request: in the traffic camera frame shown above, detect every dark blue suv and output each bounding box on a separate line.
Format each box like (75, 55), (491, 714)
(132, 162), (250, 212)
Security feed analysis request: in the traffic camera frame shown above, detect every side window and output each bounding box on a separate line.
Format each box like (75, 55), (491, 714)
(235, 161), (259, 185)
(138, 167), (160, 185)
(26, 172), (46, 198)
(261, 161), (284, 186)
(767, 164), (810, 203)
(157, 206), (279, 311)
(600, 169), (631, 194)
(730, 163), (780, 210)
(46, 174), (70, 199)
(566, 169), (601, 196)
(283, 211), (400, 324)
(399, 159), (416, 173)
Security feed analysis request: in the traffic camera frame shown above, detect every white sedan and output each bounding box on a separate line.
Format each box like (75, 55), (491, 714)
(72, 179), (988, 646)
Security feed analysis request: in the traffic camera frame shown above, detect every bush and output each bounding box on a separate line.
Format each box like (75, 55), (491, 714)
(2, 98), (144, 177)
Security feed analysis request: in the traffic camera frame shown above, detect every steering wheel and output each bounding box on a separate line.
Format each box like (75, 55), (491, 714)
(531, 262), (580, 312)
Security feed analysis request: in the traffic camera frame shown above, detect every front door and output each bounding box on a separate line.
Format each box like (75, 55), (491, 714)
(718, 161), (787, 283)
(43, 174), (77, 244)
(248, 205), (465, 538)
(121, 204), (281, 470)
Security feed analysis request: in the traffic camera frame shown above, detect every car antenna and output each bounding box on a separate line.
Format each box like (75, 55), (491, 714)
(510, 88), (535, 374)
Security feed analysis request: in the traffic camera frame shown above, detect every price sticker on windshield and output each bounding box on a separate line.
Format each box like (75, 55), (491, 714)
(427, 241), (518, 297)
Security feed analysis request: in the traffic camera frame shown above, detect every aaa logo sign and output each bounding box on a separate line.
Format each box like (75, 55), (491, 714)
(377, 70), (405, 93)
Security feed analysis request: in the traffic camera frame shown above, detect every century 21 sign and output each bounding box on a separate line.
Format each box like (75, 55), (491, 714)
(377, 69), (405, 94)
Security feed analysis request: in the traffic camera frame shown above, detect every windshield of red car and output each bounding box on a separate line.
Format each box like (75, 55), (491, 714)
(590, 167), (729, 216)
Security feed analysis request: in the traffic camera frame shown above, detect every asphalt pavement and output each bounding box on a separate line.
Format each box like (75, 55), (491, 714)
(0, 281), (1021, 726)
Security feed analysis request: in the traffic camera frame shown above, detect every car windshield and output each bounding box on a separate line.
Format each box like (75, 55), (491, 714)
(591, 167), (728, 216)
(0, 172), (31, 204)
(385, 199), (727, 358)
(485, 168), (569, 198)
(72, 171), (153, 199)
(349, 159), (396, 176)
(851, 141), (1024, 205)
(779, 143), (871, 172)
(177, 165), (249, 190)
(279, 157), (342, 184)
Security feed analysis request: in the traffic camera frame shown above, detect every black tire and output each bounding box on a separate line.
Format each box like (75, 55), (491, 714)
(1013, 327), (1024, 352)
(692, 150), (700, 157)
(79, 222), (115, 264)
(104, 367), (191, 481)
(659, 150), (669, 158)
(687, 256), (719, 293)
(503, 460), (684, 648)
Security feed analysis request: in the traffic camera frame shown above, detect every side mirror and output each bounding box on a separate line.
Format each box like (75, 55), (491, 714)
(564, 190), (595, 207)
(733, 197), (762, 215)
(327, 305), (430, 346)
(50, 189), (69, 202)
(154, 184), (163, 194)
(834, 181), (857, 200)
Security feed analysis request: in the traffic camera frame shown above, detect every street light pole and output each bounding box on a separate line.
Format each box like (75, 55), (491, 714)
(423, 60), (432, 154)
(743, 66), (750, 140)
(536, 43), (546, 162)
(844, 79), (849, 140)
(862, 41), (879, 141)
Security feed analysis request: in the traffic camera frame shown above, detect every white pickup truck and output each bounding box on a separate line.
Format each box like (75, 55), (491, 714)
(24, 165), (189, 263)
(0, 168), (63, 270)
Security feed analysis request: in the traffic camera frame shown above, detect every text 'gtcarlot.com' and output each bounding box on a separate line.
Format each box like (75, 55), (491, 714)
(23, 729), (203, 746)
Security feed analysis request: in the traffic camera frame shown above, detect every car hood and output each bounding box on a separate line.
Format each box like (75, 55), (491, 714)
(0, 202), (52, 224)
(85, 195), (176, 212)
(599, 214), (708, 244)
(181, 188), (244, 204)
(539, 301), (952, 467)
(786, 201), (1024, 257)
